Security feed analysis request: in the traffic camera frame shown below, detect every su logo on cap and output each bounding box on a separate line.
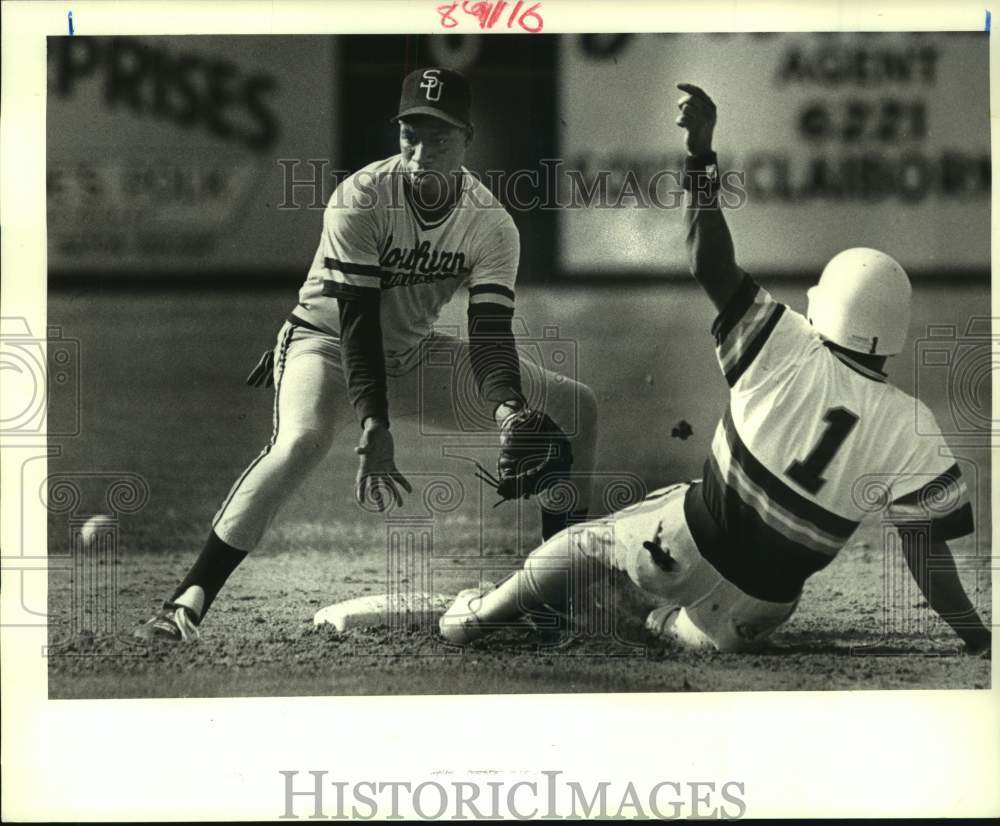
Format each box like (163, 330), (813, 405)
(419, 69), (443, 101)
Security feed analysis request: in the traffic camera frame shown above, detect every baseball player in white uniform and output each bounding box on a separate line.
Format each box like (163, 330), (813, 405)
(135, 68), (597, 642)
(440, 83), (991, 657)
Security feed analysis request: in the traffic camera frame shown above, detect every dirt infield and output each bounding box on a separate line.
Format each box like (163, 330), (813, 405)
(45, 282), (992, 697)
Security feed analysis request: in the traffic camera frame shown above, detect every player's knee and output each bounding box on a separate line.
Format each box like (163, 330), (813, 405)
(522, 534), (577, 610)
(542, 375), (597, 443)
(554, 378), (597, 451)
(523, 536), (568, 578)
(273, 429), (335, 468)
(524, 523), (613, 607)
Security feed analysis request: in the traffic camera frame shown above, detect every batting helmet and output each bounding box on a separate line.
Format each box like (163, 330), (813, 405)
(806, 248), (912, 356)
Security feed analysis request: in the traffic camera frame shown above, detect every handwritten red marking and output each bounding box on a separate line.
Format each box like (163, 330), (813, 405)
(459, 1), (484, 27)
(487, 0), (505, 28)
(437, 3), (459, 27)
(517, 2), (543, 32)
(508, 0), (523, 28)
(437, 0), (543, 31)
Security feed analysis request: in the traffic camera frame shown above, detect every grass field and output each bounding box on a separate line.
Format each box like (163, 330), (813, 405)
(45, 281), (992, 697)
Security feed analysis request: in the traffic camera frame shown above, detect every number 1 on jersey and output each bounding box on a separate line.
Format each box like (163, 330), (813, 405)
(785, 407), (859, 494)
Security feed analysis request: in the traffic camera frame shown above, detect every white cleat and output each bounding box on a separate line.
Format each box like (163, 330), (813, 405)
(439, 584), (494, 645)
(645, 605), (715, 651)
(133, 604), (201, 643)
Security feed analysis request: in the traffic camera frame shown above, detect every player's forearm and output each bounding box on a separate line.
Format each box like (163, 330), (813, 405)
(901, 534), (991, 650)
(337, 296), (390, 426)
(684, 190), (737, 279)
(683, 156), (742, 312)
(467, 304), (524, 413)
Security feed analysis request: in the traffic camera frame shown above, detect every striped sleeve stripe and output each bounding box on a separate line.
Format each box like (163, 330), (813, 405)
(716, 294), (774, 369)
(721, 304), (785, 387)
(469, 284), (515, 309)
(469, 292), (515, 309)
(324, 257), (382, 277)
(321, 280), (380, 301)
(323, 257), (383, 289)
(470, 284), (515, 300)
(712, 275), (759, 344)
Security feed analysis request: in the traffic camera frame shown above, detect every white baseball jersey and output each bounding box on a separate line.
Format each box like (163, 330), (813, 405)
(293, 154), (520, 356)
(684, 276), (973, 602)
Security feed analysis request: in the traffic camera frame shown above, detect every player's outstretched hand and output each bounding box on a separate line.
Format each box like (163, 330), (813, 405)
(355, 420), (412, 511)
(676, 83), (717, 156)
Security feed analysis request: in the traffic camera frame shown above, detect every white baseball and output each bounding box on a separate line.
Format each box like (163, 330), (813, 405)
(80, 514), (115, 544)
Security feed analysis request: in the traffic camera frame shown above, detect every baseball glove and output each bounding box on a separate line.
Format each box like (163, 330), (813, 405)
(475, 408), (573, 504)
(246, 349), (275, 388)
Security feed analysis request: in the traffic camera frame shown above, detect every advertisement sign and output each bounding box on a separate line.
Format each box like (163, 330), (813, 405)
(558, 33), (989, 275)
(47, 36), (338, 274)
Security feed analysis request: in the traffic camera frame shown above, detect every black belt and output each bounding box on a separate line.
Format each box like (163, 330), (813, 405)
(287, 311), (334, 336)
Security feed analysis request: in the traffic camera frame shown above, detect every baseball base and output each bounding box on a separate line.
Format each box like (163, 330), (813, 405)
(313, 592), (454, 632)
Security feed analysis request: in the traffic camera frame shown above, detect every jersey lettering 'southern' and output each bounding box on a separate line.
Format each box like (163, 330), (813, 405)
(685, 275), (974, 602)
(295, 155), (520, 355)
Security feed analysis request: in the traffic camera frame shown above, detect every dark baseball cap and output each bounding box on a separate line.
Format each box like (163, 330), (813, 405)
(391, 67), (472, 130)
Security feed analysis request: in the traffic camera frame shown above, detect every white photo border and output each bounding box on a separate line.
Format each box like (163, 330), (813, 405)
(1, 0), (997, 820)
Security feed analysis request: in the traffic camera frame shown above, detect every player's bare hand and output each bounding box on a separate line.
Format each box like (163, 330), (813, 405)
(355, 420), (412, 511)
(676, 83), (717, 156)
